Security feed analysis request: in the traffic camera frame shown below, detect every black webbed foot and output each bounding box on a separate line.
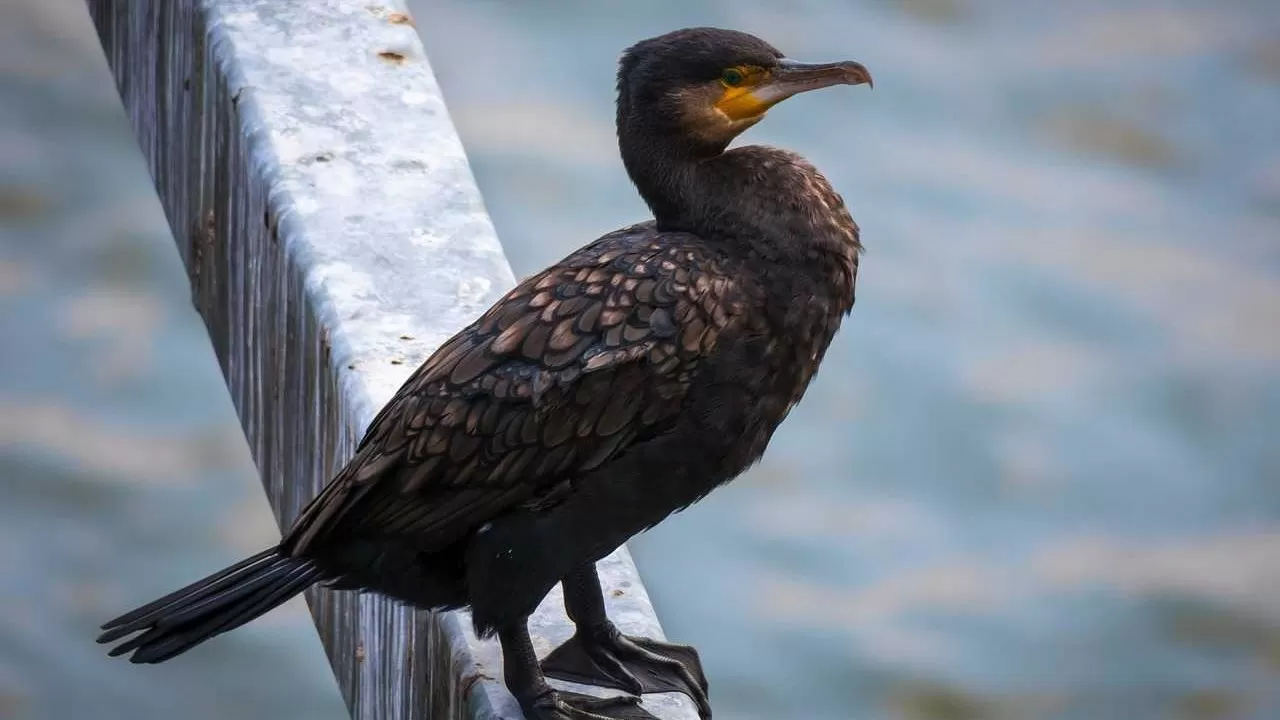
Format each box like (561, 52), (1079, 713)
(499, 619), (662, 720)
(521, 687), (658, 720)
(543, 621), (711, 719)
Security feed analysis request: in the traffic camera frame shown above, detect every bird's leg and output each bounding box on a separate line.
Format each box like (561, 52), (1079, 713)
(542, 564), (712, 719)
(498, 621), (658, 720)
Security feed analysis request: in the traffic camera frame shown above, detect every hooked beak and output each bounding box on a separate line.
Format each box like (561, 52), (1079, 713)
(771, 58), (874, 94)
(717, 59), (873, 122)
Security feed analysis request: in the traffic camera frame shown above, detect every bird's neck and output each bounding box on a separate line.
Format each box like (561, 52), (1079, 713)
(618, 129), (714, 230)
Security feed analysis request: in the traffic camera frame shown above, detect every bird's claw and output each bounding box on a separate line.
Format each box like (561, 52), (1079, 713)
(542, 623), (712, 719)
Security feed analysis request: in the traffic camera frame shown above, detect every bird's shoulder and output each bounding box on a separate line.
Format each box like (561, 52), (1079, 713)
(722, 145), (861, 250)
(283, 223), (750, 551)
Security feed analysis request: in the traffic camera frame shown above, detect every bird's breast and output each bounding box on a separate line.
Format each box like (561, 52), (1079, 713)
(686, 269), (849, 478)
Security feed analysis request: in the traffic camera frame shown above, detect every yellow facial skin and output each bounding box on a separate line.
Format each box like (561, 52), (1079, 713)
(714, 65), (773, 121)
(714, 59), (874, 122)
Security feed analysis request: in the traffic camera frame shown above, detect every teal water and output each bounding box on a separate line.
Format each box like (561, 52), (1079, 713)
(0, 3), (347, 719)
(3, 1), (1279, 719)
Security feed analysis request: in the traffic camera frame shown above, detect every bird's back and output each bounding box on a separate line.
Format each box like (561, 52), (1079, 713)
(278, 222), (752, 565)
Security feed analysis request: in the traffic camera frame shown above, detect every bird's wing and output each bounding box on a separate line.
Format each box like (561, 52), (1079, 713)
(284, 224), (746, 554)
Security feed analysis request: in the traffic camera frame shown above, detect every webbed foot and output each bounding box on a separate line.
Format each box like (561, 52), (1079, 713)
(542, 621), (710, 719)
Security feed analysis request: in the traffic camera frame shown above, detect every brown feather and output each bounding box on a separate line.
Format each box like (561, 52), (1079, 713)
(281, 222), (748, 556)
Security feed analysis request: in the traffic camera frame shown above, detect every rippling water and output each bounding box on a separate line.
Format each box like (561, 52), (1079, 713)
(3, 0), (1279, 719)
(0, 3), (347, 719)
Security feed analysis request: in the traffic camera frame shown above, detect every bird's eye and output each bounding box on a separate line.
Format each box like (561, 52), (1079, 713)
(721, 68), (746, 87)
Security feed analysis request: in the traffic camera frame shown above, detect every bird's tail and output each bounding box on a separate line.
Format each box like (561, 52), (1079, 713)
(96, 546), (323, 664)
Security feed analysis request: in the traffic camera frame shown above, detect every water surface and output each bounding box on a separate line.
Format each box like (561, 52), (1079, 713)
(0, 3), (347, 719)
(2, 2), (1278, 720)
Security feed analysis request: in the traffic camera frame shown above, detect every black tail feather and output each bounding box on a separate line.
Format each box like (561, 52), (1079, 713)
(97, 546), (322, 664)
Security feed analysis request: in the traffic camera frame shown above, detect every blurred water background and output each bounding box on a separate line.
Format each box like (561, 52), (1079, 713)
(0, 3), (349, 720)
(3, 1), (1279, 719)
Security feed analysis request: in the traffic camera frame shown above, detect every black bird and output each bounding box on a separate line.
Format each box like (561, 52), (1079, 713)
(97, 27), (871, 720)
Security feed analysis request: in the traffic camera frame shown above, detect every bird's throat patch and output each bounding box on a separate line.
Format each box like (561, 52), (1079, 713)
(715, 86), (768, 121)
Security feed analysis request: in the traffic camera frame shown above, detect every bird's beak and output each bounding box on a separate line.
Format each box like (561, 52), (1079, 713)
(717, 59), (873, 122)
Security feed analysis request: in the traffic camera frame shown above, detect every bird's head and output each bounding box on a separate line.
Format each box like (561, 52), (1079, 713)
(617, 27), (872, 153)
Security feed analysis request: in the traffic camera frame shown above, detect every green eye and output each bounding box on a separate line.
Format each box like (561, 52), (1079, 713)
(721, 68), (745, 87)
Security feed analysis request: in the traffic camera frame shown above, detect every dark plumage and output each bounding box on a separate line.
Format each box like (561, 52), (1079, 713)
(98, 27), (871, 720)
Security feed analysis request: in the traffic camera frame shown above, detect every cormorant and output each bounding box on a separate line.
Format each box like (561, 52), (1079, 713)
(97, 27), (871, 720)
